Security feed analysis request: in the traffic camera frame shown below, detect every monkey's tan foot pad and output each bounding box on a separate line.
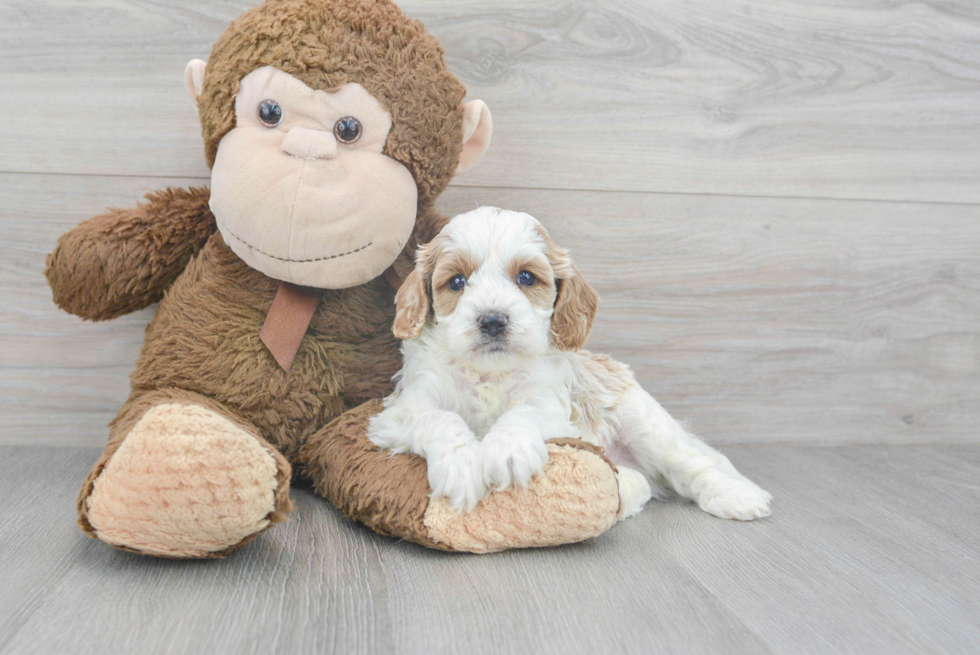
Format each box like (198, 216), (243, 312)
(85, 403), (282, 558)
(422, 439), (621, 553)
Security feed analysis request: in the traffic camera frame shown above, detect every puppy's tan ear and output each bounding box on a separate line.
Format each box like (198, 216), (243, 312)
(536, 223), (599, 351)
(392, 268), (429, 339)
(392, 238), (441, 339)
(552, 266), (599, 350)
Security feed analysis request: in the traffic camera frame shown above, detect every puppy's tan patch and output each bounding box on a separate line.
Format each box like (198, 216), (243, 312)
(534, 225), (599, 350)
(570, 353), (635, 437)
(393, 234), (446, 339)
(535, 225), (574, 279)
(431, 248), (479, 317)
(507, 256), (557, 310)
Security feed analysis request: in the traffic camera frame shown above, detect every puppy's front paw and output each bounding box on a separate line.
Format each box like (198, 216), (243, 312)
(481, 430), (549, 492)
(697, 477), (772, 521)
(367, 407), (412, 454)
(427, 441), (488, 513)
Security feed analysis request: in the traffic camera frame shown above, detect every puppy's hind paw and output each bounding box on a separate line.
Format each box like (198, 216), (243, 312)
(616, 466), (652, 520)
(697, 478), (772, 521)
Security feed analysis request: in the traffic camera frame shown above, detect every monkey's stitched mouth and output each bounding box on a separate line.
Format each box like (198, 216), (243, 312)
(225, 228), (372, 263)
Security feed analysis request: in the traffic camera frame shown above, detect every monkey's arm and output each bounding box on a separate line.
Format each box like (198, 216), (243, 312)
(45, 186), (216, 321)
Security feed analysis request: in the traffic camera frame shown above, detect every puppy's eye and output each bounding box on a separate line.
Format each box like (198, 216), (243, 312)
(448, 274), (466, 291)
(334, 116), (362, 144)
(517, 270), (537, 287)
(258, 99), (283, 128)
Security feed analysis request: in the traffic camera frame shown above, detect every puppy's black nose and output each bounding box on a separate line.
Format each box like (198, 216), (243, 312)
(478, 312), (509, 338)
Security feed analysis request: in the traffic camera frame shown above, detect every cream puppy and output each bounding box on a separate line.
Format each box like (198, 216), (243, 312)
(368, 207), (772, 521)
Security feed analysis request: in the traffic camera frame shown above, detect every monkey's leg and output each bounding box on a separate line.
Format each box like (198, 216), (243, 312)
(78, 389), (293, 558)
(297, 399), (622, 553)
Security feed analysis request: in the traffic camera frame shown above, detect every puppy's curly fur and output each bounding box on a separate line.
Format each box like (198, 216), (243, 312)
(370, 207), (773, 520)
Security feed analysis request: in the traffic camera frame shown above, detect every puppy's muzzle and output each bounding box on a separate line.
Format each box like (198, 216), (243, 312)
(478, 312), (509, 338)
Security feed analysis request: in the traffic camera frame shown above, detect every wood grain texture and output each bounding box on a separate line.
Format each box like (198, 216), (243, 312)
(4, 173), (977, 446)
(1, 0), (979, 202)
(0, 174), (190, 446)
(0, 444), (977, 654)
(3, 2), (977, 651)
(438, 188), (980, 447)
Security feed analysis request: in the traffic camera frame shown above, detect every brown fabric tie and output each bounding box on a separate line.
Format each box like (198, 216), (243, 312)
(260, 266), (404, 372)
(382, 265), (404, 292)
(259, 282), (323, 372)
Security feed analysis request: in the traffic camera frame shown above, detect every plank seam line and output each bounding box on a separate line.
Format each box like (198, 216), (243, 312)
(2, 170), (979, 208)
(450, 184), (980, 208)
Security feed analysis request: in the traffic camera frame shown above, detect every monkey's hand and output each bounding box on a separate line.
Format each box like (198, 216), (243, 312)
(45, 186), (216, 320)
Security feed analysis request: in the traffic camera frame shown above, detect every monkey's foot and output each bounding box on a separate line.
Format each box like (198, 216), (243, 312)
(422, 439), (622, 553)
(84, 403), (288, 558)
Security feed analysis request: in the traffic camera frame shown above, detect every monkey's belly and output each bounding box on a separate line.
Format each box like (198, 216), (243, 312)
(127, 233), (401, 459)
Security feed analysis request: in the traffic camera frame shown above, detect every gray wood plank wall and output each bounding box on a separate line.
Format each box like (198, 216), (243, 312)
(1, 0), (978, 447)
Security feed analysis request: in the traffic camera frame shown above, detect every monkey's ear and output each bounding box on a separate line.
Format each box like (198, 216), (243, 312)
(184, 59), (207, 104)
(456, 100), (492, 174)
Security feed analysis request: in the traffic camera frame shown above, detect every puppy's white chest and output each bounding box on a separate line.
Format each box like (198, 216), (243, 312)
(474, 380), (503, 416)
(459, 372), (522, 437)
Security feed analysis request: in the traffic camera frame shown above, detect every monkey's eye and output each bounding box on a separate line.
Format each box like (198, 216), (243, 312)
(517, 270), (537, 287)
(448, 274), (466, 292)
(334, 116), (362, 144)
(257, 99), (283, 128)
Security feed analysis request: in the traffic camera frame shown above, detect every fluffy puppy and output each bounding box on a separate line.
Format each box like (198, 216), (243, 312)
(369, 207), (772, 520)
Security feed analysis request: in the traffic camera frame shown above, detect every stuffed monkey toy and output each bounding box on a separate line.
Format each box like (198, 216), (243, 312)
(45, 0), (623, 558)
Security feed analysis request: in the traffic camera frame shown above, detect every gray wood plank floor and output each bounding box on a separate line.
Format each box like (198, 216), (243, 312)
(0, 444), (977, 655)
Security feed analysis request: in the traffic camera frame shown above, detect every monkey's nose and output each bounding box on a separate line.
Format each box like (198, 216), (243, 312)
(280, 127), (337, 160)
(478, 312), (509, 338)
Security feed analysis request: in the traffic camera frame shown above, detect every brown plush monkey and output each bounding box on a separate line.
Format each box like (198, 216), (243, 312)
(45, 0), (622, 558)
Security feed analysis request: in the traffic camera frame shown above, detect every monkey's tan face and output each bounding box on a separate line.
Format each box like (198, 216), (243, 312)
(209, 67), (418, 288)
